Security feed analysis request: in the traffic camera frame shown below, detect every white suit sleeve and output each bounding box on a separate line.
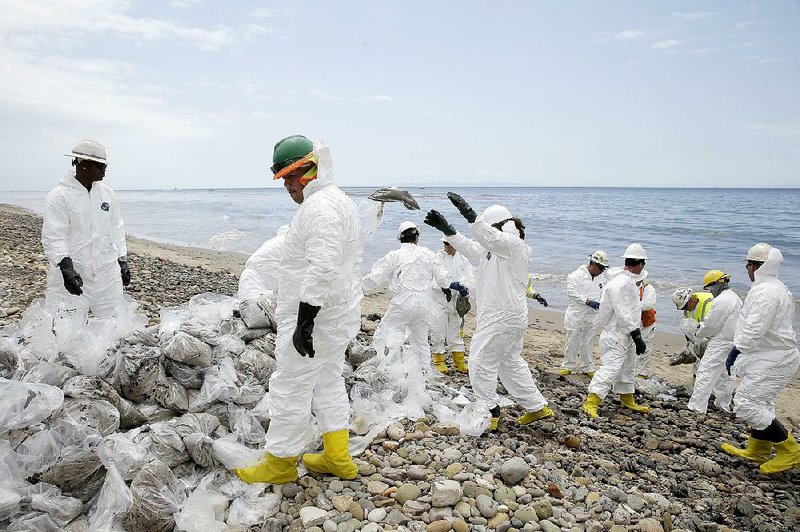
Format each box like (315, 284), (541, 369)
(696, 298), (728, 340)
(641, 285), (657, 311)
(42, 191), (70, 267)
(300, 208), (345, 306)
(432, 254), (451, 289)
(109, 189), (127, 258)
(566, 271), (587, 305)
(446, 232), (485, 266)
(469, 217), (520, 259)
(362, 252), (396, 295)
(735, 289), (780, 351)
(610, 282), (641, 334)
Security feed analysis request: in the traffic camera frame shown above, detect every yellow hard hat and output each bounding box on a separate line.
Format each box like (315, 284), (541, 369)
(703, 270), (730, 288)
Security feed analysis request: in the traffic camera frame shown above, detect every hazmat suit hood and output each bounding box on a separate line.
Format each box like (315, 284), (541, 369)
(302, 140), (334, 200)
(59, 170), (84, 190)
(605, 267), (639, 280)
(753, 247), (783, 285)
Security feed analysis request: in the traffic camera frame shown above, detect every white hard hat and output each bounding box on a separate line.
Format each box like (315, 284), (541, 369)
(65, 139), (107, 164)
(397, 221), (418, 239)
(589, 250), (609, 267)
(745, 242), (771, 262)
(672, 287), (693, 310)
(482, 204), (513, 225)
(622, 243), (648, 260)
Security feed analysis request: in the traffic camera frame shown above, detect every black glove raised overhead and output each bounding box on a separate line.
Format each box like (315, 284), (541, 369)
(447, 192), (477, 223)
(118, 258), (131, 286)
(58, 257), (83, 296)
(630, 328), (647, 355)
(293, 301), (321, 357)
(424, 210), (456, 236)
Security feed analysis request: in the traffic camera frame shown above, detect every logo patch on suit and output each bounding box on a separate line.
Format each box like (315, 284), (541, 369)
(486, 252), (492, 260)
(101, 202), (110, 211)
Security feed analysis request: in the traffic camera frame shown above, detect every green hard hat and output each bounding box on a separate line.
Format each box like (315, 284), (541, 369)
(271, 135), (313, 174)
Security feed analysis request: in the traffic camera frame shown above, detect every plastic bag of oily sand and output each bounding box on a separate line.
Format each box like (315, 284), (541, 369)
(164, 358), (204, 390)
(162, 331), (212, 367)
(29, 482), (84, 527)
(40, 447), (106, 503)
(114, 346), (162, 401)
(62, 375), (145, 429)
(124, 461), (186, 532)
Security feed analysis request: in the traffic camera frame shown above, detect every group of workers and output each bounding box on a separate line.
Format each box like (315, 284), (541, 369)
(40, 136), (799, 486)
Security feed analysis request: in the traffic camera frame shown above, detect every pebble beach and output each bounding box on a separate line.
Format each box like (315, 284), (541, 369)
(2, 204), (799, 531)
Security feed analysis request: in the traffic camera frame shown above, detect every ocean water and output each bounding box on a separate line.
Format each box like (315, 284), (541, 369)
(2, 187), (798, 334)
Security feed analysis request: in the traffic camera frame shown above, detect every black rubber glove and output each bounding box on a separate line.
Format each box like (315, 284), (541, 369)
(630, 328), (647, 355)
(533, 294), (548, 307)
(586, 300), (600, 310)
(441, 287), (452, 302)
(293, 302), (321, 357)
(58, 257), (83, 296)
(424, 210), (456, 236)
(447, 192), (477, 223)
(449, 282), (469, 298)
(726, 346), (741, 376)
(118, 258), (131, 286)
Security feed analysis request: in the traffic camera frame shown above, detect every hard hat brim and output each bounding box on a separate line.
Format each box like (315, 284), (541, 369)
(65, 153), (107, 164)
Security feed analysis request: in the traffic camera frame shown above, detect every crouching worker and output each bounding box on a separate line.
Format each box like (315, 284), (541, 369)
(235, 135), (362, 484)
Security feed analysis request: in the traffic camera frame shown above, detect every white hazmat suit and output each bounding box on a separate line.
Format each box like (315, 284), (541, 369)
(42, 171), (126, 318)
(237, 225), (288, 299)
(447, 216), (548, 414)
(430, 248), (474, 355)
(687, 288), (742, 413)
(264, 143), (363, 458)
(588, 267), (642, 398)
(732, 248), (799, 430)
(363, 243), (451, 371)
(563, 264), (607, 373)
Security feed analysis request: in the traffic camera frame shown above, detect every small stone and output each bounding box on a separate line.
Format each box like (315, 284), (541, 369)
(403, 500), (430, 516)
(445, 463), (464, 478)
(500, 457), (531, 485)
(429, 507), (453, 521)
(477, 494), (499, 518)
(643, 435), (660, 450)
(431, 479), (463, 507)
(367, 480), (389, 495)
(323, 520), (338, 532)
(513, 507), (538, 524)
(638, 517), (664, 532)
(559, 434), (581, 449)
(487, 512), (510, 529)
(281, 483), (303, 498)
(331, 495), (353, 513)
(452, 518), (469, 532)
(385, 509), (409, 526)
(362, 523), (380, 532)
(329, 479), (344, 493)
(546, 482), (563, 499)
(299, 506), (328, 528)
(395, 483), (422, 505)
(494, 486), (516, 503)
(427, 521), (452, 532)
(368, 508), (387, 522)
(410, 452), (430, 465)
(348, 501), (364, 521)
(442, 448), (463, 462)
(539, 521), (561, 532)
(387, 422), (406, 440)
(626, 493), (647, 512)
(431, 422), (460, 436)
(532, 500), (553, 520)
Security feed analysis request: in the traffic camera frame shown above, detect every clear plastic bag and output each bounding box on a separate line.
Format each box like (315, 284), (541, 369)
(40, 446), (106, 503)
(123, 461), (186, 532)
(163, 332), (213, 368)
(97, 431), (151, 481)
(145, 421), (189, 468)
(234, 348), (276, 383)
(0, 336), (21, 378)
(173, 488), (229, 532)
(228, 405), (266, 446)
(53, 399), (120, 438)
(190, 358), (239, 412)
(114, 346), (162, 401)
(29, 483), (84, 527)
(88, 464), (132, 532)
(211, 434), (265, 471)
(227, 493), (281, 527)
(0, 378), (64, 431)
(20, 362), (78, 388)
(0, 487), (22, 521)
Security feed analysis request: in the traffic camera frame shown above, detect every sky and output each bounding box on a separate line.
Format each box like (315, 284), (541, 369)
(0, 0), (798, 191)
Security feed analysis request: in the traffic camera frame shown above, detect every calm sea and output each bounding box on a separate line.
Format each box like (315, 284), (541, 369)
(2, 187), (798, 334)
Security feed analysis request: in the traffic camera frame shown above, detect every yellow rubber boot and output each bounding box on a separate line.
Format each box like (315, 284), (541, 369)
(584, 371), (595, 378)
(518, 406), (555, 425)
(582, 393), (601, 418)
(234, 453), (298, 484)
(619, 393), (650, 413)
(489, 407), (501, 432)
(720, 436), (772, 465)
(759, 434), (800, 474)
(559, 369), (572, 376)
(302, 429), (358, 480)
(432, 353), (449, 374)
(452, 351), (469, 374)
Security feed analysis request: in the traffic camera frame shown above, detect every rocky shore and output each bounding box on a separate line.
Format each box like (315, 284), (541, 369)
(1, 206), (799, 531)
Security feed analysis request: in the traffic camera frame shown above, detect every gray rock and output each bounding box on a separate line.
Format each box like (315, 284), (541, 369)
(299, 507), (328, 528)
(431, 479), (462, 507)
(477, 494), (499, 518)
(500, 457), (532, 485)
(396, 483), (422, 505)
(532, 499), (553, 520)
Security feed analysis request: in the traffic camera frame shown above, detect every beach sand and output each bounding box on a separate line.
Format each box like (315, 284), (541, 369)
(2, 203), (798, 426)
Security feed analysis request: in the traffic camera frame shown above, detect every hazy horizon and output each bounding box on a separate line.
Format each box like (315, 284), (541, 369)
(1, 1), (797, 190)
